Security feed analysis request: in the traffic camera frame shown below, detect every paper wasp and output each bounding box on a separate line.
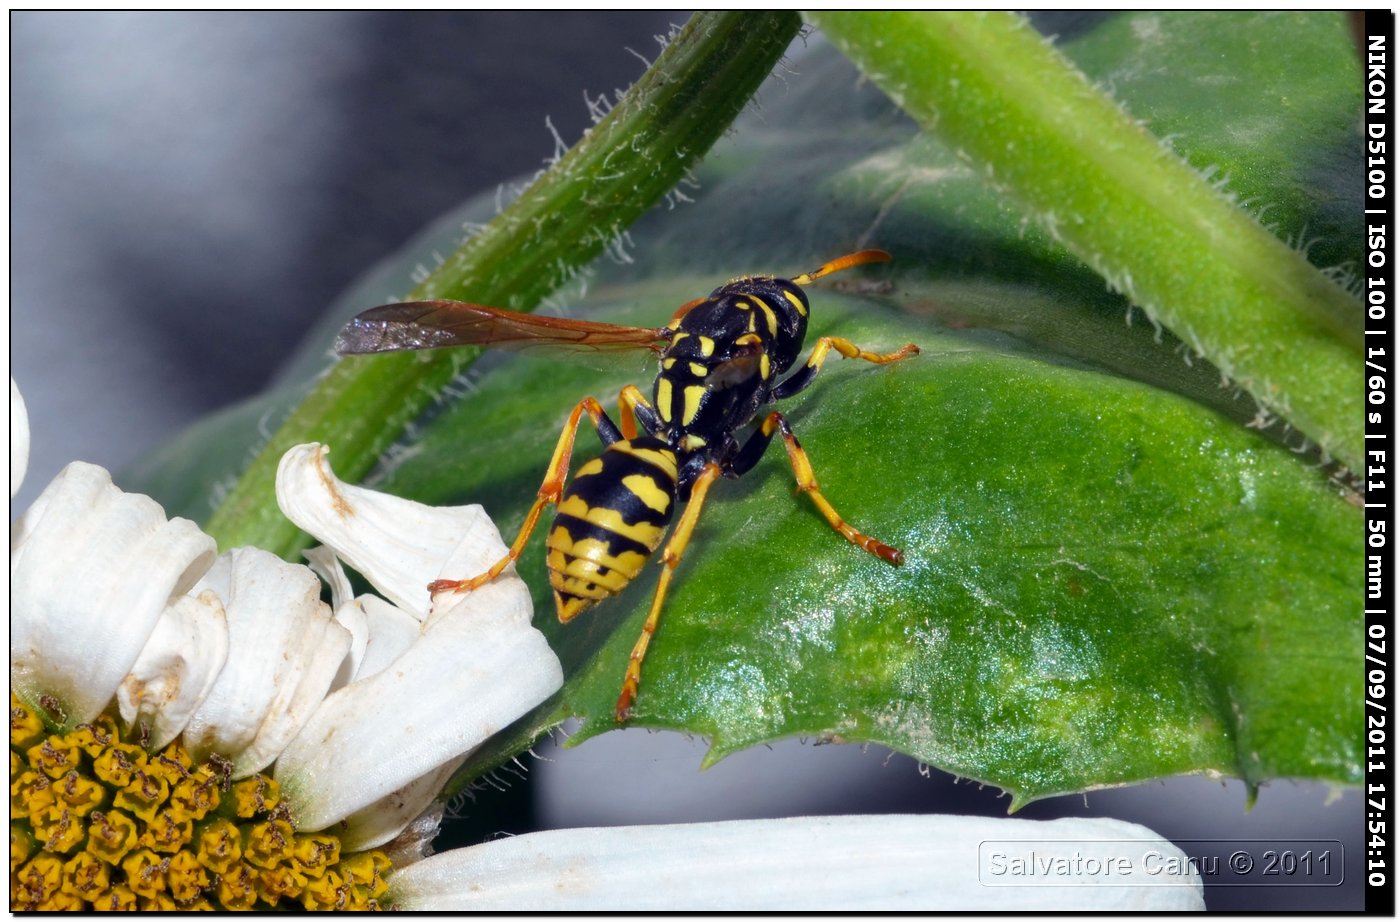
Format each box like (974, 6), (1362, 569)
(336, 250), (919, 721)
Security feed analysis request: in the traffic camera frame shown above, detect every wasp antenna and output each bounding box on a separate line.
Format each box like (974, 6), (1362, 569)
(791, 249), (892, 285)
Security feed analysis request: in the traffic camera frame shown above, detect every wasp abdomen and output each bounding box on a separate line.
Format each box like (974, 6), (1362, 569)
(546, 438), (679, 623)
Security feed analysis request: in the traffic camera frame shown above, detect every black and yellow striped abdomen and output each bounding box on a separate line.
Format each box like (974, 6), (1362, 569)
(546, 437), (679, 622)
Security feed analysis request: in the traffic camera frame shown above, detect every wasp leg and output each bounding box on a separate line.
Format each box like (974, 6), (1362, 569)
(429, 396), (621, 597)
(616, 461), (722, 722)
(618, 384), (663, 440)
(771, 336), (919, 401)
(737, 411), (905, 566)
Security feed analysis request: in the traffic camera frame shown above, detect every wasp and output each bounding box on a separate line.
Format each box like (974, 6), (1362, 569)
(335, 250), (919, 721)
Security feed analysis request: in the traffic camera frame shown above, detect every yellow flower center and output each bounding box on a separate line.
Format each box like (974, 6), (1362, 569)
(10, 695), (392, 911)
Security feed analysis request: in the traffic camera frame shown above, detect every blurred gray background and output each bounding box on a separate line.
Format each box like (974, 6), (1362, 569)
(11, 12), (1362, 910)
(11, 10), (680, 509)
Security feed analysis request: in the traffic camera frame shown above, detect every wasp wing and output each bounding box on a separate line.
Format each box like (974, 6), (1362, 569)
(335, 301), (672, 357)
(707, 340), (765, 389)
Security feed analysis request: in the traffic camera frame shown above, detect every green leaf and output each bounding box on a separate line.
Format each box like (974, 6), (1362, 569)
(130, 12), (1362, 806)
(809, 11), (1364, 472)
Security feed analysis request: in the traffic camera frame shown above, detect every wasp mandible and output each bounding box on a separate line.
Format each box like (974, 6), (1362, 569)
(336, 250), (919, 721)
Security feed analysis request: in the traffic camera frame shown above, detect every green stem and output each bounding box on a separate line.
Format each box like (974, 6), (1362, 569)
(809, 11), (1363, 472)
(204, 11), (803, 556)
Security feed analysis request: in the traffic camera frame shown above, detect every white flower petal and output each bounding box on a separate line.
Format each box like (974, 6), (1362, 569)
(117, 590), (228, 750)
(353, 594), (421, 681)
(387, 814), (1205, 911)
(10, 462), (217, 724)
(230, 606), (352, 777)
(304, 544), (355, 611)
(329, 600), (369, 691)
(303, 546), (376, 689)
(276, 575), (561, 837)
(337, 756), (464, 852)
(183, 547), (349, 776)
(277, 443), (504, 618)
(12, 378), (29, 498)
(423, 507), (533, 629)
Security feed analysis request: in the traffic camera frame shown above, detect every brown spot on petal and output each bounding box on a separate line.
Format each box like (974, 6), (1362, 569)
(314, 446), (355, 518)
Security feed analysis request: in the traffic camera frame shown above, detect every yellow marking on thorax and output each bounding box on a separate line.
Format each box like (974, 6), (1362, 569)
(760, 353), (771, 379)
(623, 473), (672, 514)
(747, 312), (756, 333)
(783, 289), (807, 316)
(655, 378), (674, 422)
(663, 357), (676, 370)
(697, 335), (715, 357)
(688, 361), (707, 377)
(683, 433), (707, 450)
(681, 384), (705, 425)
(757, 300), (779, 336)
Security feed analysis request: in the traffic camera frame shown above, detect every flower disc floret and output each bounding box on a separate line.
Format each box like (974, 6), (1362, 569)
(9, 697), (390, 911)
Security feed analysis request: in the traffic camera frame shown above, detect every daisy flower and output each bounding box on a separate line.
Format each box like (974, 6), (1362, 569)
(9, 380), (1204, 910)
(9, 380), (562, 910)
